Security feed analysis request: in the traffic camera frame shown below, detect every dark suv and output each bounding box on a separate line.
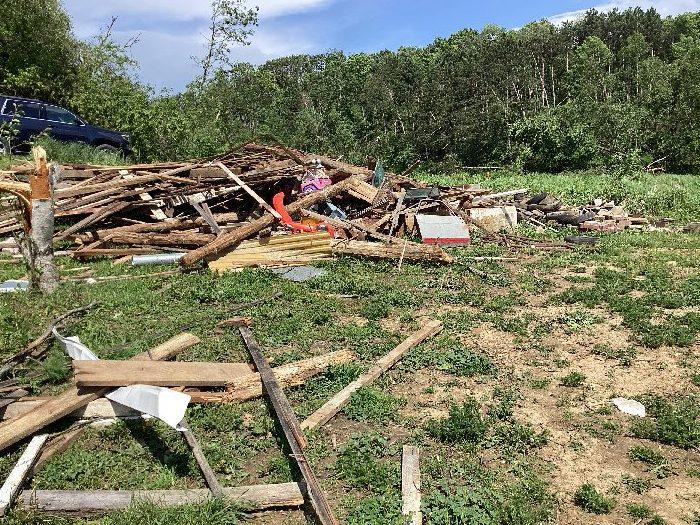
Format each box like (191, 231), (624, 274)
(0, 96), (131, 155)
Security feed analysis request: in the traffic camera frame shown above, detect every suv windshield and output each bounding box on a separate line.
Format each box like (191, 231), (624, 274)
(2, 100), (42, 119)
(45, 106), (80, 125)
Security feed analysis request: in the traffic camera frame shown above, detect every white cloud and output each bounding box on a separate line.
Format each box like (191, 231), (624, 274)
(63, 0), (333, 24)
(549, 0), (700, 24)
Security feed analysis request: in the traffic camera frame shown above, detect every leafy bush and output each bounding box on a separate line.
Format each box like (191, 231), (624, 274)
(573, 483), (616, 514)
(426, 398), (488, 444)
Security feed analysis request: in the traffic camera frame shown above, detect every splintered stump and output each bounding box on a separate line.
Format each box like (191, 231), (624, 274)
(26, 147), (58, 293)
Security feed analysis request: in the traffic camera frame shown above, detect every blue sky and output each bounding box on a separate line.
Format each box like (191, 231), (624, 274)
(63, 0), (700, 92)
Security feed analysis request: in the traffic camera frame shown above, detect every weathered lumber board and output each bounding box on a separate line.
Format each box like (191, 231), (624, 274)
(402, 445), (422, 525)
(239, 327), (339, 525)
(18, 483), (305, 514)
(0, 333), (200, 453)
(180, 176), (364, 266)
(0, 434), (48, 516)
(73, 361), (253, 387)
(301, 320), (443, 430)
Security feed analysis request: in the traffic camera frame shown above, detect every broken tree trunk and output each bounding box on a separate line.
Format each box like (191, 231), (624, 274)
(301, 320), (443, 430)
(180, 176), (363, 267)
(0, 333), (200, 453)
(239, 327), (340, 525)
(27, 147), (58, 293)
(18, 483), (305, 515)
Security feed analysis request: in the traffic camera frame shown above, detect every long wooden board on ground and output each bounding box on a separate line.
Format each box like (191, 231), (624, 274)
(0, 434), (49, 516)
(0, 333), (201, 453)
(301, 320), (443, 430)
(3, 350), (355, 419)
(19, 483), (305, 515)
(402, 445), (422, 525)
(73, 360), (253, 387)
(239, 327), (340, 525)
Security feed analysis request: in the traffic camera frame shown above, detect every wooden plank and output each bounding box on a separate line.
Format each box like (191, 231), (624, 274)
(0, 333), (200, 453)
(217, 162), (281, 219)
(239, 327), (339, 525)
(54, 201), (130, 241)
(0, 434), (49, 516)
(73, 361), (253, 387)
(301, 320), (443, 430)
(402, 445), (421, 525)
(180, 176), (363, 267)
(18, 483), (305, 515)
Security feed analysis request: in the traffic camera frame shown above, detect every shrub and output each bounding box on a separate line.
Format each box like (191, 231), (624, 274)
(573, 483), (616, 514)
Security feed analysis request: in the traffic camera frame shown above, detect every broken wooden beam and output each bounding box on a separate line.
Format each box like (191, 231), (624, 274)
(4, 350), (355, 418)
(0, 333), (200, 453)
(18, 483), (305, 515)
(301, 320), (443, 430)
(239, 327), (340, 525)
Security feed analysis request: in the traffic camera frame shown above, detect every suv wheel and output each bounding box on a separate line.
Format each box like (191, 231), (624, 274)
(95, 144), (119, 154)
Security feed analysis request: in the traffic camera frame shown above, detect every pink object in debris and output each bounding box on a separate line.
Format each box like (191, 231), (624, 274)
(301, 176), (332, 193)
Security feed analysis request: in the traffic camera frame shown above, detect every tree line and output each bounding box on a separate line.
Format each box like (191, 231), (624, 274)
(2, 1), (700, 173)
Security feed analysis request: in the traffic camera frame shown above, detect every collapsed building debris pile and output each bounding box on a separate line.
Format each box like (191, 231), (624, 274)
(0, 143), (611, 274)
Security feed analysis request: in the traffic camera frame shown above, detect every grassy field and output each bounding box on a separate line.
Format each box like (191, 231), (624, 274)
(0, 169), (699, 525)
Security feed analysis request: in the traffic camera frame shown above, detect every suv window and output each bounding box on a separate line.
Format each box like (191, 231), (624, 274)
(2, 100), (42, 119)
(45, 106), (79, 125)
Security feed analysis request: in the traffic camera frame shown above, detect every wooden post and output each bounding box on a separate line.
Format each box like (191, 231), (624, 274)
(27, 147), (58, 293)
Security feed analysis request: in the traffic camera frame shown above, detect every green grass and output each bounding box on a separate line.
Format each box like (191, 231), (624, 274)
(630, 394), (700, 450)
